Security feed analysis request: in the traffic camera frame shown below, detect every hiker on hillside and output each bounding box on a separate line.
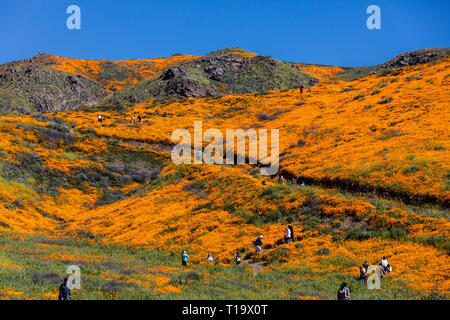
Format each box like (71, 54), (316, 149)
(344, 283), (350, 299)
(206, 253), (214, 263)
(137, 115), (142, 123)
(97, 113), (103, 123)
(301, 181), (306, 188)
(360, 263), (368, 285)
(300, 85), (304, 93)
(278, 174), (284, 184)
(362, 260), (369, 271)
(337, 282), (350, 300)
(181, 250), (189, 266)
(255, 235), (263, 255)
(379, 256), (390, 275)
(288, 224), (294, 242)
(58, 278), (71, 300)
(131, 116), (136, 124)
(285, 225), (292, 244)
(235, 252), (242, 266)
(337, 283), (346, 300)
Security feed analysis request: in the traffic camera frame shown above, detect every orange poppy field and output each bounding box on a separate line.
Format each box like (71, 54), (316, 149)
(0, 50), (448, 300)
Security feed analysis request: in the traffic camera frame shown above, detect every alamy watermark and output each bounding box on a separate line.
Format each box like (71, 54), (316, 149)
(66, 265), (81, 289)
(366, 5), (381, 30)
(66, 5), (81, 30)
(171, 121), (279, 175)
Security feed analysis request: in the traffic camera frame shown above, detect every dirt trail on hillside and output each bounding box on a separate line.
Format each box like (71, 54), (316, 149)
(242, 259), (265, 274)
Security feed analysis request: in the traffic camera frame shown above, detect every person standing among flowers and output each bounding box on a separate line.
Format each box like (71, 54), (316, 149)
(278, 175), (284, 184)
(360, 263), (367, 285)
(58, 278), (71, 301)
(379, 256), (390, 275)
(285, 225), (291, 244)
(288, 224), (294, 242)
(181, 250), (189, 266)
(235, 252), (242, 266)
(337, 283), (346, 300)
(338, 282), (350, 300)
(343, 283), (350, 300)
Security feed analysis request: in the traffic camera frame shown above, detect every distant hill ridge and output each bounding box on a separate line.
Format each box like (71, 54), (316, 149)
(108, 48), (319, 106)
(0, 47), (448, 113)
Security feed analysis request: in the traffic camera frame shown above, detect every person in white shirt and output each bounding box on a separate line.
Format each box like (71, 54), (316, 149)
(285, 225), (292, 244)
(379, 256), (390, 274)
(206, 253), (214, 263)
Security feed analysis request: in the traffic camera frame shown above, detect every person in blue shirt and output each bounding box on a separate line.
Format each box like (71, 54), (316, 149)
(58, 278), (71, 300)
(343, 283), (350, 300)
(181, 250), (189, 266)
(254, 235), (263, 255)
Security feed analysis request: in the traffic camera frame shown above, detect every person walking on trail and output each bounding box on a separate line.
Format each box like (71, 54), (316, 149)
(300, 85), (304, 93)
(206, 253), (214, 263)
(285, 225), (292, 244)
(235, 252), (242, 266)
(58, 278), (71, 300)
(137, 115), (142, 123)
(255, 235), (263, 255)
(131, 116), (136, 124)
(97, 113), (103, 123)
(288, 224), (294, 242)
(181, 250), (189, 266)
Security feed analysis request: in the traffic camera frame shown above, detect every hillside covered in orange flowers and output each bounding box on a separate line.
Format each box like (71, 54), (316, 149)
(0, 48), (448, 300)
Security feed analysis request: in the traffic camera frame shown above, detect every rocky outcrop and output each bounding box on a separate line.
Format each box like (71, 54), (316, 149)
(109, 48), (318, 105)
(0, 56), (109, 113)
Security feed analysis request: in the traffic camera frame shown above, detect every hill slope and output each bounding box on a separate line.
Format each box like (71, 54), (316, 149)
(0, 49), (448, 300)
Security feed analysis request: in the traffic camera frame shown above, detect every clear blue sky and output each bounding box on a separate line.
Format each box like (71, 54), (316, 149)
(1, 0), (449, 66)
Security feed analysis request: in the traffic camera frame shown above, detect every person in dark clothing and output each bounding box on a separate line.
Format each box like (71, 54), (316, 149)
(137, 115), (142, 123)
(58, 278), (71, 300)
(278, 175), (283, 184)
(337, 283), (346, 300)
(362, 260), (369, 271)
(337, 282), (350, 300)
(300, 85), (304, 93)
(288, 224), (294, 242)
(360, 263), (368, 285)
